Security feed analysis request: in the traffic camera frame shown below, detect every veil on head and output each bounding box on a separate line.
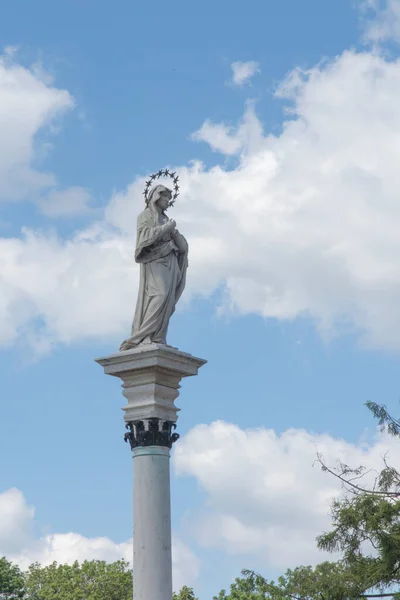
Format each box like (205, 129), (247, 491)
(146, 184), (172, 207)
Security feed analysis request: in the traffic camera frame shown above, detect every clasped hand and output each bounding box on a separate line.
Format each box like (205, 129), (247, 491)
(164, 219), (176, 234)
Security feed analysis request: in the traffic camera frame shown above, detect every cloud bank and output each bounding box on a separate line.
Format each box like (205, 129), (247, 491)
(3, 46), (400, 350)
(174, 421), (398, 569)
(2, 422), (396, 585)
(0, 488), (199, 592)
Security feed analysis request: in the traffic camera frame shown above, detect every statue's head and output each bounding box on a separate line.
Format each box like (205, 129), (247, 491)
(146, 184), (172, 212)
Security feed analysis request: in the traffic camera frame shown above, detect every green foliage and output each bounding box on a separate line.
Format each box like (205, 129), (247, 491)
(0, 557), (25, 599)
(317, 493), (400, 588)
(213, 563), (367, 600)
(366, 401), (400, 438)
(314, 401), (400, 597)
(212, 570), (269, 599)
(267, 562), (368, 600)
(215, 402), (400, 599)
(24, 559), (132, 600)
(173, 585), (199, 599)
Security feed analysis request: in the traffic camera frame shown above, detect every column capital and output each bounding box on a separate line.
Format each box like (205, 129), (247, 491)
(124, 418), (179, 450)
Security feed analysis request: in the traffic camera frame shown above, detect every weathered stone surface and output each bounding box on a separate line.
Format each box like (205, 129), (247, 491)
(120, 184), (188, 351)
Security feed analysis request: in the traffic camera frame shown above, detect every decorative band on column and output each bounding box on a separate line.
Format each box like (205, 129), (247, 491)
(124, 418), (180, 450)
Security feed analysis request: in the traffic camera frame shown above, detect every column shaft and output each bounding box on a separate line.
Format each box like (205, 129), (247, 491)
(133, 446), (172, 600)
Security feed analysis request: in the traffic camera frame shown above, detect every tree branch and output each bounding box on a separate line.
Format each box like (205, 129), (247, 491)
(316, 454), (400, 498)
(361, 594), (400, 598)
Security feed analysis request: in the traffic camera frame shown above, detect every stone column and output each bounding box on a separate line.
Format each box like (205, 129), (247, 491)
(132, 444), (172, 600)
(95, 344), (206, 600)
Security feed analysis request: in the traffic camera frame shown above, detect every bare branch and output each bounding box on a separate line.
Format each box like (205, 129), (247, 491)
(316, 454), (400, 498)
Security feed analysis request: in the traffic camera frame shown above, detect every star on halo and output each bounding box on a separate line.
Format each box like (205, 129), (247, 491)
(142, 168), (180, 207)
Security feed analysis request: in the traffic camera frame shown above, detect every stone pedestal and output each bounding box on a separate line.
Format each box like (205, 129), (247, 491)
(95, 344), (206, 600)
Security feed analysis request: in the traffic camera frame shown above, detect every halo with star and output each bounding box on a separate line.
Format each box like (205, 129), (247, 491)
(142, 169), (180, 207)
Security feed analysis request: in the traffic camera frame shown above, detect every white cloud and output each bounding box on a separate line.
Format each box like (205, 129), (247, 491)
(0, 225), (135, 349)
(15, 531), (132, 571)
(5, 50), (400, 349)
(0, 488), (35, 555)
(174, 421), (398, 569)
(191, 101), (263, 155)
(0, 488), (199, 591)
(192, 122), (242, 156)
(362, 0), (400, 43)
(231, 61), (260, 86)
(0, 51), (74, 202)
(38, 186), (93, 217)
(172, 537), (201, 591)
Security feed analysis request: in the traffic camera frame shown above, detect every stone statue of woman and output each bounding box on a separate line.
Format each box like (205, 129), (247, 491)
(120, 183), (188, 351)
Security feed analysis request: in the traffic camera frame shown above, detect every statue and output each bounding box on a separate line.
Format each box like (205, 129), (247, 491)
(120, 171), (188, 351)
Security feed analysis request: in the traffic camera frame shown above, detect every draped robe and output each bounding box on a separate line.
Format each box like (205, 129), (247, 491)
(120, 207), (188, 351)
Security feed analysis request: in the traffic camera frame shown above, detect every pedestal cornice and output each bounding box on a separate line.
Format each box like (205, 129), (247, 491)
(95, 343), (206, 424)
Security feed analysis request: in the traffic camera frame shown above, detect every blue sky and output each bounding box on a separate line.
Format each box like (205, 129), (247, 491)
(2, 0), (400, 598)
